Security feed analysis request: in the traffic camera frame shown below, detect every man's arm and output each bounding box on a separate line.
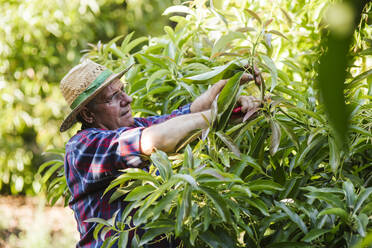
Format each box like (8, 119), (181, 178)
(141, 110), (211, 155)
(140, 71), (262, 155)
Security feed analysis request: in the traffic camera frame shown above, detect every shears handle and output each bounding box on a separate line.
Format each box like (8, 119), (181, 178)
(231, 106), (243, 118)
(232, 106), (242, 114)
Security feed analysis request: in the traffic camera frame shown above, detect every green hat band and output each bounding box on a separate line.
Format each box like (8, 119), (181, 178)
(70, 69), (113, 109)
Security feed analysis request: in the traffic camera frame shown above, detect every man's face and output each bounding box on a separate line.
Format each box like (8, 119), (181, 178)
(90, 79), (134, 130)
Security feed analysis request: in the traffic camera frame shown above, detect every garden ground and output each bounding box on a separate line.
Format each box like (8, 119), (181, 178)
(0, 196), (78, 248)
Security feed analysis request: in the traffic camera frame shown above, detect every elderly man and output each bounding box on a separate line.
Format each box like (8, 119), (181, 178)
(60, 59), (260, 247)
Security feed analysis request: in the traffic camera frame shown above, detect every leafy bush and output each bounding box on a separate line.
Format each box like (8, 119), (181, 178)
(40, 0), (372, 247)
(0, 0), (180, 195)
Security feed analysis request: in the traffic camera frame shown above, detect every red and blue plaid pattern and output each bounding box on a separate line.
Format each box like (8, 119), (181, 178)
(64, 104), (190, 248)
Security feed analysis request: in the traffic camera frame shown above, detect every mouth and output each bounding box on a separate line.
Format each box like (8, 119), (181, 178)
(121, 108), (131, 117)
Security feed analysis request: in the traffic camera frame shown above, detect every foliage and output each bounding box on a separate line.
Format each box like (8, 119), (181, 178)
(0, 0), (180, 195)
(40, 0), (372, 247)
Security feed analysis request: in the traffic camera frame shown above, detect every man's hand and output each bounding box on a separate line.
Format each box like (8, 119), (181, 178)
(232, 95), (261, 122)
(190, 72), (257, 113)
(238, 95), (261, 113)
(244, 65), (263, 87)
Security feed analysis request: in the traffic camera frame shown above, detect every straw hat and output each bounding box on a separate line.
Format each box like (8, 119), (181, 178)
(59, 59), (133, 132)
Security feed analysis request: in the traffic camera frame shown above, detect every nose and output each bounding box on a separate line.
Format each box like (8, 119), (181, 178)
(120, 92), (132, 106)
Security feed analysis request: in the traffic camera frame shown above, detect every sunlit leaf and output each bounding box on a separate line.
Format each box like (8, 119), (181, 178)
(211, 32), (246, 58)
(261, 54), (278, 91)
(244, 9), (262, 24)
(270, 119), (281, 156)
(163, 5), (194, 16)
(280, 8), (293, 27)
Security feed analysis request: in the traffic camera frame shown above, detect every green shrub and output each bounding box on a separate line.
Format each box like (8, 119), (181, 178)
(40, 0), (372, 247)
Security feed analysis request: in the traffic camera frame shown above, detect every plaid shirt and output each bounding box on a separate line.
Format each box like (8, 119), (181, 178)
(65, 104), (190, 248)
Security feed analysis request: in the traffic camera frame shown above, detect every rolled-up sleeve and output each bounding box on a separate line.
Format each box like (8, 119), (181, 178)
(66, 127), (146, 184)
(117, 127), (144, 168)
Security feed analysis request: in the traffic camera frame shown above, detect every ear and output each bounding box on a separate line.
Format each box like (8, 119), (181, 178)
(80, 106), (95, 124)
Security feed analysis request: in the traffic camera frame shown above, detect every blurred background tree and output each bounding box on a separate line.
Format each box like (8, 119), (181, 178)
(0, 0), (183, 195)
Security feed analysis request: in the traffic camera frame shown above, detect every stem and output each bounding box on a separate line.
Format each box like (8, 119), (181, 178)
(250, 30), (266, 102)
(278, 107), (316, 129)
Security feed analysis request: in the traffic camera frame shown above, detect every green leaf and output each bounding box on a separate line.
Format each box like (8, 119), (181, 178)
(244, 9), (262, 24)
(216, 131), (241, 157)
(137, 178), (179, 218)
(292, 107), (325, 123)
(270, 120), (281, 156)
(268, 242), (312, 248)
(275, 85), (307, 103)
(105, 35), (124, 53)
(353, 187), (372, 215)
(147, 85), (174, 95)
(305, 192), (344, 208)
(124, 184), (156, 202)
(355, 213), (368, 237)
(41, 162), (63, 183)
(93, 223), (105, 241)
(246, 179), (284, 191)
(261, 54), (278, 91)
(85, 217), (111, 227)
(268, 30), (289, 40)
(349, 125), (372, 137)
(301, 186), (344, 194)
(138, 227), (173, 246)
(343, 180), (356, 209)
(277, 121), (299, 150)
(175, 195), (185, 236)
(211, 32), (245, 57)
(183, 145), (194, 169)
(146, 69), (169, 91)
(121, 32), (135, 50)
(209, 0), (228, 27)
(318, 208), (350, 223)
(357, 48), (372, 56)
(121, 202), (136, 223)
(246, 198), (270, 216)
(239, 154), (265, 175)
(101, 235), (118, 248)
(301, 228), (331, 242)
(173, 174), (198, 188)
(296, 135), (325, 167)
(199, 230), (224, 248)
(329, 136), (341, 174)
(151, 150), (173, 181)
(280, 8), (293, 27)
(175, 129), (203, 152)
(216, 71), (243, 128)
(184, 61), (238, 82)
(152, 190), (178, 220)
(37, 159), (63, 175)
(164, 26), (176, 44)
(348, 68), (372, 85)
(276, 201), (308, 233)
(198, 186), (230, 222)
(163, 5), (194, 16)
(131, 234), (139, 248)
(231, 185), (252, 197)
(118, 232), (129, 248)
(104, 169), (158, 196)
